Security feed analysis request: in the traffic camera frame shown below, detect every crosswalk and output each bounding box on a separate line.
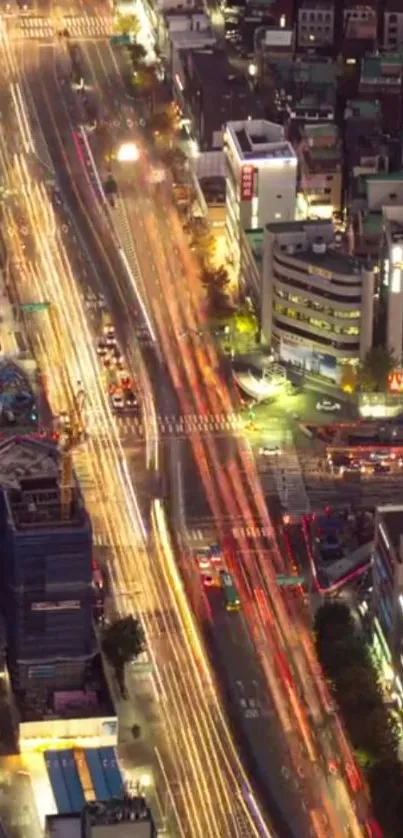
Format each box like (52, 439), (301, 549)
(118, 412), (244, 439)
(14, 15), (112, 41)
(272, 431), (311, 521)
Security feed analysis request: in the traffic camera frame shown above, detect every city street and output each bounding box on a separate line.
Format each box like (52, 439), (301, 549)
(0, 8), (375, 838)
(80, 33), (371, 838)
(0, 15), (271, 838)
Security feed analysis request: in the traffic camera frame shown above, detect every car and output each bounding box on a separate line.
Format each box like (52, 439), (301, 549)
(316, 399), (341, 413)
(111, 347), (124, 367)
(111, 392), (124, 410)
(119, 374), (131, 390)
(125, 390), (138, 409)
(105, 329), (116, 347)
(259, 445), (281, 457)
(96, 341), (109, 357)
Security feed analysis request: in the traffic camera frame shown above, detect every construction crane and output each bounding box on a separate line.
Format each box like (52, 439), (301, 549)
(60, 386), (86, 521)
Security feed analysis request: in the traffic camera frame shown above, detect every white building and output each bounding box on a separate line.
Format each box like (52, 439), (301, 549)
(225, 119), (297, 263)
(384, 206), (403, 364)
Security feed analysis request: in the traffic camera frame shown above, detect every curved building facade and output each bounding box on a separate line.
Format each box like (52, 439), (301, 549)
(261, 220), (374, 380)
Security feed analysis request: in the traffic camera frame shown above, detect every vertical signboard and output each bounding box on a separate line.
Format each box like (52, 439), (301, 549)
(241, 165), (254, 201)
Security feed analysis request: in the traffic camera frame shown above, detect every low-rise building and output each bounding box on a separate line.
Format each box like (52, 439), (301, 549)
(344, 100), (388, 203)
(162, 10), (214, 64)
(359, 53), (403, 136)
(297, 0), (335, 52)
(343, 1), (377, 57)
(296, 122), (342, 219)
(173, 47), (264, 151)
(384, 1), (403, 50)
(46, 798), (157, 838)
(225, 119), (297, 264)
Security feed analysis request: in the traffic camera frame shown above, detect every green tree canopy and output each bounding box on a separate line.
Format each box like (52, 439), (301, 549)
(102, 615), (145, 672)
(358, 345), (397, 393)
(368, 759), (403, 837)
(115, 13), (140, 35)
(127, 42), (147, 68)
(202, 267), (233, 317)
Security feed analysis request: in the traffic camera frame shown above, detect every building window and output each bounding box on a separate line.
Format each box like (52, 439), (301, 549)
(326, 175), (333, 182)
(389, 14), (397, 24)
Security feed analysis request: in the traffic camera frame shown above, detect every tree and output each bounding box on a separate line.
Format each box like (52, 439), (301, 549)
(163, 147), (188, 173)
(148, 105), (179, 141)
(358, 345), (397, 393)
(368, 759), (403, 837)
(340, 363), (358, 394)
(102, 615), (145, 696)
(133, 65), (157, 95)
(115, 13), (140, 36)
(191, 226), (217, 267)
(202, 266), (233, 317)
(127, 42), (147, 69)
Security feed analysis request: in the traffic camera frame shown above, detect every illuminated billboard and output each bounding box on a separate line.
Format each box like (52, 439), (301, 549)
(241, 165), (254, 201)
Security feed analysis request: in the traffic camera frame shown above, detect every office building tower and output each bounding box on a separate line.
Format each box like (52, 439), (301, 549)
(0, 436), (94, 689)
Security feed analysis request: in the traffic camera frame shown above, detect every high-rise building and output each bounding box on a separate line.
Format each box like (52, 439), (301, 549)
(0, 436), (95, 690)
(225, 118), (297, 266)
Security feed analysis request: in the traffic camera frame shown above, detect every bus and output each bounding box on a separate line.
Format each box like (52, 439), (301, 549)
(219, 570), (240, 612)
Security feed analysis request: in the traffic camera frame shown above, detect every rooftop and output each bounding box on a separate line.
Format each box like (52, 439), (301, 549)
(299, 0), (334, 8)
(361, 54), (403, 84)
(377, 505), (403, 563)
(85, 797), (154, 836)
(18, 656), (114, 722)
(183, 48), (264, 136)
(0, 436), (86, 529)
(266, 220), (364, 276)
(227, 119), (296, 163)
(0, 360), (38, 434)
(304, 122), (338, 140)
(385, 0), (403, 11)
(361, 212), (383, 235)
(345, 99), (382, 120)
(295, 246), (364, 277)
(46, 798), (155, 838)
(366, 172), (403, 183)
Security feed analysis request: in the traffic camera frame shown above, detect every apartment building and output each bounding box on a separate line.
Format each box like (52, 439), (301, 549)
(297, 0), (335, 51)
(384, 1), (403, 50)
(296, 122), (342, 219)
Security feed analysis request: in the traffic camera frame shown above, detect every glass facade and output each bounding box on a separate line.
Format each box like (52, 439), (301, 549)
(0, 487), (94, 688)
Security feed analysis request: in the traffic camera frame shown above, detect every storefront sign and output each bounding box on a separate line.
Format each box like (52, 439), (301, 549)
(241, 165), (254, 201)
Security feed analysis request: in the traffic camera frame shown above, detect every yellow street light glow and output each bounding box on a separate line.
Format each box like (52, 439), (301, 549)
(116, 142), (139, 163)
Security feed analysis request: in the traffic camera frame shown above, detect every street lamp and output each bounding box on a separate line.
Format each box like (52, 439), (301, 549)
(116, 142), (140, 163)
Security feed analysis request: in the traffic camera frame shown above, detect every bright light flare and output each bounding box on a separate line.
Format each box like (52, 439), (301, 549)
(116, 142), (140, 163)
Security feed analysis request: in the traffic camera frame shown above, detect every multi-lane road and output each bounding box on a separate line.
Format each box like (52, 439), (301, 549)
(0, 7), (376, 838)
(0, 11), (273, 838)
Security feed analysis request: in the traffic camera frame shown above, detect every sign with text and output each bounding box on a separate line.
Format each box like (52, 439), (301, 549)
(241, 165), (255, 201)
